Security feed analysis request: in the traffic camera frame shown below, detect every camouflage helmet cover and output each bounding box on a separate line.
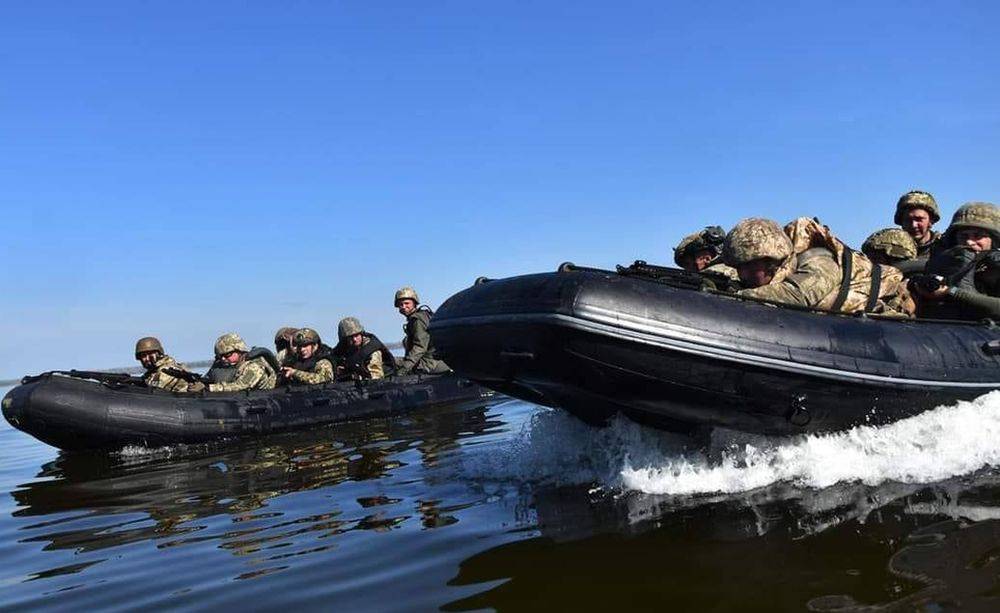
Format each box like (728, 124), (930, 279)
(947, 201), (1000, 244)
(135, 336), (164, 358)
(673, 225), (726, 267)
(338, 317), (365, 340)
(723, 218), (793, 267)
(894, 190), (941, 224)
(394, 286), (419, 306)
(861, 228), (918, 261)
(214, 332), (249, 357)
(293, 327), (321, 347)
(274, 327), (298, 346)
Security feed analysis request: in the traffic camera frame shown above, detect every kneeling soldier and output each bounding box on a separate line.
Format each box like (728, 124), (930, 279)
(135, 336), (196, 392)
(334, 317), (396, 380)
(280, 328), (336, 385)
(207, 333), (278, 392)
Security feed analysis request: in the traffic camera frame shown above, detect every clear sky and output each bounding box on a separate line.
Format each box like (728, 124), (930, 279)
(2, 1), (998, 379)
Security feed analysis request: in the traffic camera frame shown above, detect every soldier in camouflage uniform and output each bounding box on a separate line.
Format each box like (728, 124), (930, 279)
(334, 317), (396, 380)
(394, 287), (450, 375)
(673, 226), (727, 272)
(206, 333), (277, 392)
(134, 336), (197, 392)
(723, 217), (914, 316)
(280, 328), (335, 385)
(861, 228), (920, 275)
(895, 190), (942, 259)
(912, 202), (1000, 320)
(274, 327), (299, 367)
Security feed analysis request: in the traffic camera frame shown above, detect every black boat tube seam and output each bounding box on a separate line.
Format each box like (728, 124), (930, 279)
(433, 312), (1000, 389)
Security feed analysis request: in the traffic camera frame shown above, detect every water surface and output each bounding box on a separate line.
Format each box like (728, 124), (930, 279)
(3, 386), (1000, 611)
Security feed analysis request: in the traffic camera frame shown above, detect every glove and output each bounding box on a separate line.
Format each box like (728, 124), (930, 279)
(187, 381), (206, 393)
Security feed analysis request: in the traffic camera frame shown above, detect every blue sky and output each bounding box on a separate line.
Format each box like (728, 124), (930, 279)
(2, 1), (998, 378)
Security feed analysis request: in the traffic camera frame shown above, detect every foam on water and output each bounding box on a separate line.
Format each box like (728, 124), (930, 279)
(468, 392), (1000, 499)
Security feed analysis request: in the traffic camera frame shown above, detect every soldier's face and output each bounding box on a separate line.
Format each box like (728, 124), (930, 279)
(221, 351), (242, 365)
(692, 250), (715, 271)
(350, 333), (364, 348)
(903, 209), (933, 243)
(138, 351), (159, 369)
(956, 228), (993, 253)
(737, 259), (778, 288)
(297, 343), (317, 359)
(397, 299), (417, 316)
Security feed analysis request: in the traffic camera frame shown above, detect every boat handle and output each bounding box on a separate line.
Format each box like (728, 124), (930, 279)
(982, 340), (1000, 356)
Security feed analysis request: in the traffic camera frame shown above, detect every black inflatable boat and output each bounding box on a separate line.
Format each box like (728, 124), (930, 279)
(428, 263), (1000, 435)
(2, 371), (490, 451)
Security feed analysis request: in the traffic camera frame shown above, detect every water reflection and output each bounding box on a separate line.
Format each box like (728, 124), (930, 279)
(10, 401), (500, 575)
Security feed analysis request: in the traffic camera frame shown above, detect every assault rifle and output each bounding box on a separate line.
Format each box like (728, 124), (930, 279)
(616, 260), (740, 293)
(53, 370), (144, 386)
(162, 367), (208, 384)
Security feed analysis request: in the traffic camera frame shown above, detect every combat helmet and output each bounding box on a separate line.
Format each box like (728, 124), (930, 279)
(862, 228), (918, 262)
(338, 317), (365, 340)
(214, 332), (249, 357)
(946, 202), (1000, 245)
(673, 226), (726, 267)
(394, 287), (419, 306)
(723, 218), (793, 267)
(274, 327), (298, 347)
(293, 327), (321, 347)
(894, 190), (941, 225)
(135, 336), (164, 358)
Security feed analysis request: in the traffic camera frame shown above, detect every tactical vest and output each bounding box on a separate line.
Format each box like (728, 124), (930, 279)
(205, 347), (279, 383)
(288, 343), (336, 372)
(404, 306), (439, 356)
(918, 247), (1000, 320)
(336, 333), (396, 379)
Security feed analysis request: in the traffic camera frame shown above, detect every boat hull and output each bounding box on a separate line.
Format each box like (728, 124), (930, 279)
(429, 270), (1000, 435)
(2, 373), (490, 451)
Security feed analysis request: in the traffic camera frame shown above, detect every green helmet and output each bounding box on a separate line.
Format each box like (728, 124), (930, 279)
(673, 226), (726, 267)
(338, 317), (365, 340)
(861, 228), (918, 261)
(894, 190), (940, 225)
(214, 332), (249, 357)
(723, 218), (793, 267)
(946, 201), (1000, 244)
(135, 336), (164, 358)
(394, 286), (419, 306)
(293, 327), (321, 347)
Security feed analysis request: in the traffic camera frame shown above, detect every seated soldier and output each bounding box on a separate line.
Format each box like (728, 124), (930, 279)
(280, 328), (335, 385)
(895, 190), (942, 259)
(912, 202), (1000, 320)
(673, 226), (727, 272)
(861, 228), (921, 276)
(274, 326), (299, 367)
(334, 317), (396, 380)
(206, 333), (278, 392)
(394, 287), (450, 375)
(723, 217), (913, 316)
(134, 336), (196, 392)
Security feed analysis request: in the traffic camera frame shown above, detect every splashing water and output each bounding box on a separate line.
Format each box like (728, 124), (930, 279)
(469, 392), (1000, 499)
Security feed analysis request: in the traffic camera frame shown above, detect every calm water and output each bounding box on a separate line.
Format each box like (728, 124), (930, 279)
(4, 384), (1000, 611)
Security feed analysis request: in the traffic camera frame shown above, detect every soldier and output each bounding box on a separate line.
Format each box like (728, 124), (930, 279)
(912, 202), (1000, 320)
(895, 190), (942, 259)
(861, 228), (920, 275)
(274, 327), (298, 367)
(673, 226), (727, 272)
(206, 333), (278, 392)
(334, 317), (396, 380)
(134, 336), (197, 392)
(280, 328), (335, 385)
(394, 287), (450, 375)
(723, 217), (913, 316)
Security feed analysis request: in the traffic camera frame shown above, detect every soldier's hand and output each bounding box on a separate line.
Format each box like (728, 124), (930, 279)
(280, 367), (296, 379)
(188, 381), (206, 393)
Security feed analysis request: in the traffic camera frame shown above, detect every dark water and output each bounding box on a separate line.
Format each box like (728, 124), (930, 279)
(4, 384), (1000, 611)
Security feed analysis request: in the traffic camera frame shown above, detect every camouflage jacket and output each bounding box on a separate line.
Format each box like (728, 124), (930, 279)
(208, 356), (277, 392)
(739, 218), (914, 316)
(286, 357), (335, 385)
(398, 308), (450, 374)
(144, 355), (194, 392)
